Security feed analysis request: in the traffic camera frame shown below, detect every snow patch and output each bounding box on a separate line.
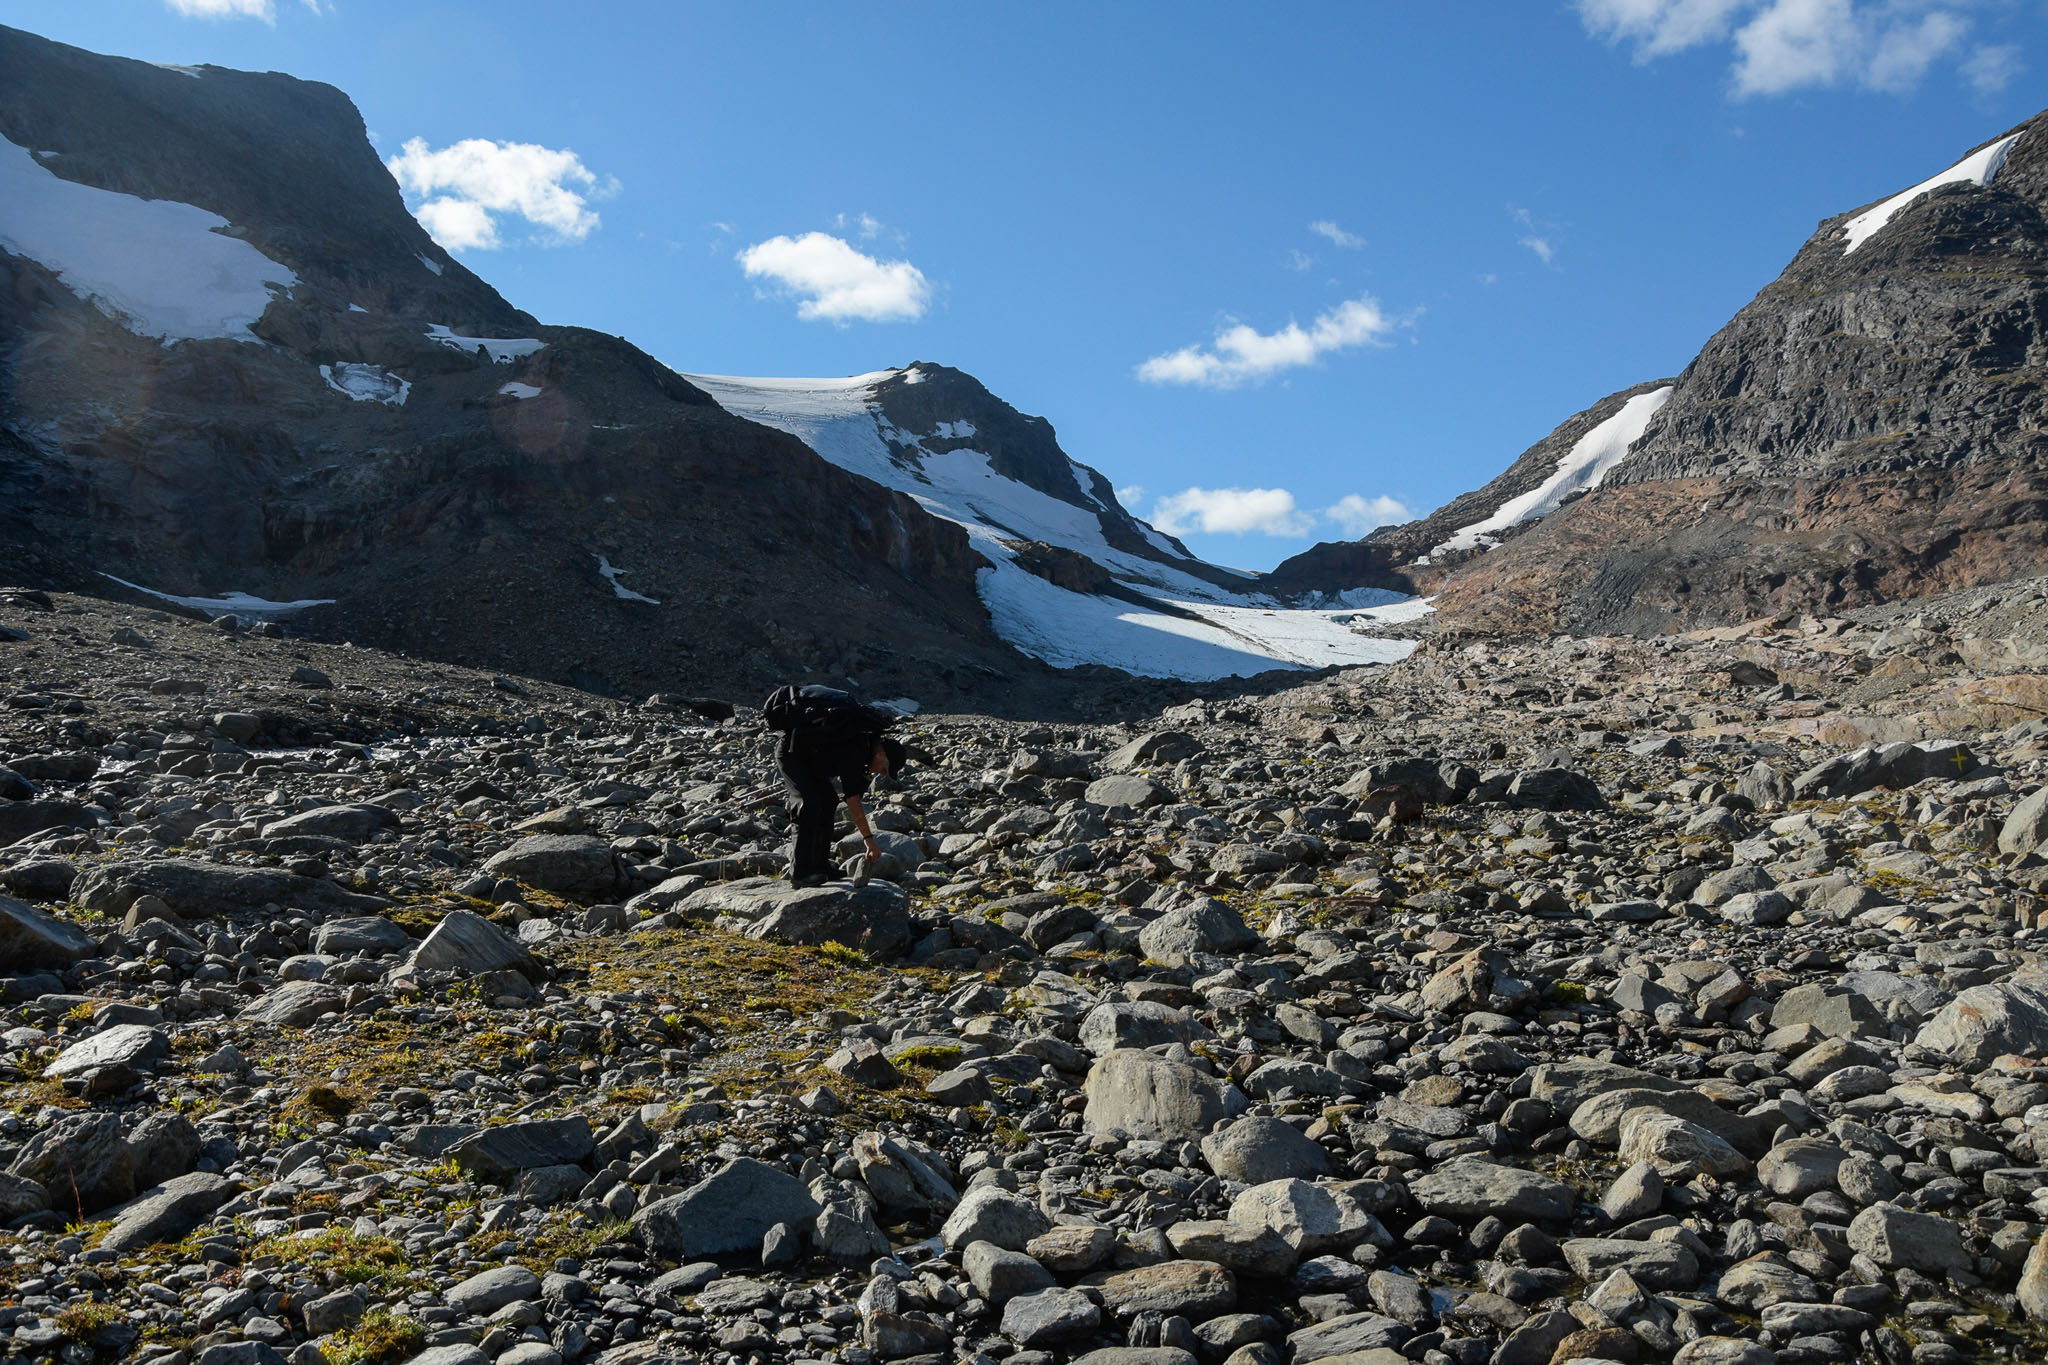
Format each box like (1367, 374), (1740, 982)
(1428, 386), (1674, 559)
(1843, 132), (2023, 255)
(152, 64), (204, 79)
(348, 303), (368, 313)
(594, 555), (659, 605)
(101, 573), (333, 619)
(320, 362), (409, 405)
(425, 325), (546, 362)
(498, 382), (542, 400)
(934, 420), (976, 440)
(875, 697), (921, 717)
(417, 253), (445, 276)
(682, 367), (1424, 679)
(0, 135), (297, 343)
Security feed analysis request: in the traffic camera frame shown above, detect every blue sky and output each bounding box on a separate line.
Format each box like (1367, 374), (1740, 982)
(6, 1), (2046, 571)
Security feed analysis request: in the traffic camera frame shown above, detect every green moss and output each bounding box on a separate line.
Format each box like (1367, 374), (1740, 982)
(1550, 980), (1590, 1004)
(325, 1309), (426, 1365)
(252, 1226), (411, 1287)
(891, 1044), (964, 1070)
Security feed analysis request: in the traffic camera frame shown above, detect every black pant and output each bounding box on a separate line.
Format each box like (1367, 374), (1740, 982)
(779, 749), (839, 881)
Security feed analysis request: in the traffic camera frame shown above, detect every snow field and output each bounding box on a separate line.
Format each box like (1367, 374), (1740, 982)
(1842, 132), (2024, 255)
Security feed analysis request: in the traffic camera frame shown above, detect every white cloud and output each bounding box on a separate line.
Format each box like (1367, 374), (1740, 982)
(165, 0), (274, 17)
(1327, 494), (1412, 536)
(386, 138), (613, 252)
(1577, 0), (2002, 97)
(1149, 487), (1412, 539)
(1115, 485), (1144, 507)
(1962, 41), (2022, 91)
(1137, 294), (1399, 389)
(1510, 205), (1560, 267)
(1285, 249), (1318, 272)
(833, 212), (885, 240)
(1308, 219), (1365, 249)
(1153, 487), (1315, 538)
(737, 232), (930, 323)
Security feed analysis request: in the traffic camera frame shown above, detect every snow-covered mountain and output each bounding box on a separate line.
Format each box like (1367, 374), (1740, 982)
(683, 367), (1423, 680)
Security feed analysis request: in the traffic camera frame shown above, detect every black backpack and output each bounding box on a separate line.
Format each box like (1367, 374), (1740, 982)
(762, 685), (890, 750)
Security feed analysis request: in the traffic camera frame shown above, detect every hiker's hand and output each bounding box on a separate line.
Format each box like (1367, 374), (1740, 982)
(863, 836), (882, 862)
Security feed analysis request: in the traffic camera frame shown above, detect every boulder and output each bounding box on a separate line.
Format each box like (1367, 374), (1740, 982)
(446, 1266), (542, 1315)
(261, 803), (400, 842)
(45, 1023), (167, 1090)
(1085, 774), (1169, 809)
(1137, 898), (1262, 963)
(1619, 1112), (1751, 1179)
(7, 1111), (135, 1213)
(1506, 767), (1605, 811)
(1200, 1116), (1333, 1185)
(0, 799), (98, 846)
(1916, 974), (2048, 1064)
(633, 1157), (823, 1260)
(1285, 1311), (1411, 1364)
(238, 981), (344, 1026)
(1226, 1178), (1376, 1255)
(400, 911), (539, 980)
(71, 858), (385, 919)
(447, 1117), (594, 1183)
(1079, 1000), (1208, 1056)
(2001, 786), (2048, 855)
(1095, 1260), (1237, 1320)
(99, 1172), (235, 1252)
(0, 895), (98, 969)
(1083, 1049), (1248, 1141)
(941, 1187), (1052, 1251)
(852, 1131), (958, 1215)
(1847, 1202), (1971, 1274)
(683, 877), (916, 960)
(1408, 1159), (1575, 1223)
(315, 916), (415, 956)
(1560, 1237), (1701, 1290)
(482, 834), (629, 901)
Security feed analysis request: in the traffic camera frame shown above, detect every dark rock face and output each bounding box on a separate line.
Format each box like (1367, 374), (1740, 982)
(1276, 111), (2048, 632)
(1435, 112), (2048, 633)
(0, 24), (1014, 702)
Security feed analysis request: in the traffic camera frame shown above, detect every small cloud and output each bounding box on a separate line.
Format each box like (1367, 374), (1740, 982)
(1308, 219), (1365, 249)
(1325, 493), (1411, 536)
(1285, 249), (1318, 272)
(1962, 42), (2021, 93)
(1510, 205), (1561, 268)
(1137, 294), (1403, 389)
(1152, 487), (1315, 538)
(1115, 485), (1144, 507)
(737, 231), (931, 323)
(386, 137), (615, 251)
(833, 212), (885, 240)
(165, 0), (275, 17)
(1477, 272), (1500, 286)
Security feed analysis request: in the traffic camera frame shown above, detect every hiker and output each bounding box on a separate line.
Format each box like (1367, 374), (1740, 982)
(763, 685), (908, 886)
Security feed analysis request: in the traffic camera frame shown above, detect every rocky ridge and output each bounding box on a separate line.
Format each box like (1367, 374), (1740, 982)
(1278, 111), (2048, 634)
(7, 588), (2048, 1365)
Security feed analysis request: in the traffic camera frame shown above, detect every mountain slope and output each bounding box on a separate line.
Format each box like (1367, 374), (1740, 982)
(683, 368), (1421, 679)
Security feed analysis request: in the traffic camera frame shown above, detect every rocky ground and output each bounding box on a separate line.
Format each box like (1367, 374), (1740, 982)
(6, 588), (2048, 1365)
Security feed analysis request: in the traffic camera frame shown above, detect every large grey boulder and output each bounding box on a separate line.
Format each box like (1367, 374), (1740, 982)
(1085, 774), (1169, 809)
(482, 834), (628, 901)
(0, 799), (98, 846)
(1137, 898), (1262, 963)
(1083, 1049), (1247, 1141)
(633, 1157), (822, 1260)
(1848, 1203), (1971, 1274)
(1105, 731), (1201, 772)
(2001, 786), (2048, 855)
(1529, 1059), (1688, 1115)
(1506, 767), (1605, 811)
(45, 1023), (167, 1090)
(261, 803), (400, 842)
(445, 1266), (542, 1315)
(1286, 1311), (1412, 1363)
(238, 981), (344, 1026)
(71, 858), (385, 919)
(1078, 1000), (1208, 1056)
(1225, 1178), (1376, 1255)
(7, 1111), (135, 1212)
(1200, 1116), (1333, 1184)
(941, 1187), (1053, 1251)
(0, 895), (97, 969)
(852, 1131), (958, 1215)
(400, 911), (539, 980)
(315, 916), (415, 956)
(1408, 1159), (1575, 1223)
(1915, 972), (2048, 1064)
(99, 1172), (235, 1252)
(447, 1117), (594, 1183)
(1561, 1237), (1701, 1290)
(683, 877), (916, 960)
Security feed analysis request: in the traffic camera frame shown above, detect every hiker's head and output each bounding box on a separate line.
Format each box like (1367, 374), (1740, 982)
(872, 737), (907, 776)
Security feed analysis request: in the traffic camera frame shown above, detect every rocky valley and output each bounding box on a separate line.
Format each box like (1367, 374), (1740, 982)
(7, 584), (2048, 1365)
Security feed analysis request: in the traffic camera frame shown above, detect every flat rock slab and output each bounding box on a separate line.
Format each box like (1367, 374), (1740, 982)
(1561, 1236), (1702, 1290)
(260, 803), (400, 842)
(446, 1265), (541, 1315)
(1408, 1159), (1575, 1223)
(1285, 1311), (1412, 1363)
(100, 1172), (235, 1252)
(482, 834), (628, 901)
(1094, 1259), (1237, 1320)
(632, 1156), (821, 1261)
(45, 1023), (167, 1083)
(0, 799), (98, 847)
(238, 981), (344, 1026)
(315, 916), (415, 956)
(401, 910), (537, 980)
(0, 895), (97, 969)
(447, 1117), (594, 1183)
(72, 858), (386, 919)
(683, 877), (916, 960)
